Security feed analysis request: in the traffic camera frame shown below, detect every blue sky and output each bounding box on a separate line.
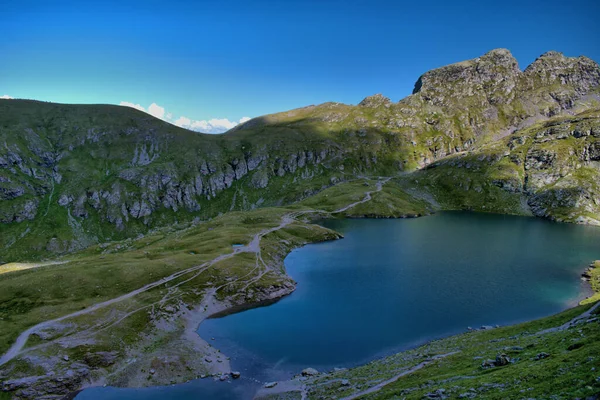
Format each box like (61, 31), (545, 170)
(1, 0), (599, 132)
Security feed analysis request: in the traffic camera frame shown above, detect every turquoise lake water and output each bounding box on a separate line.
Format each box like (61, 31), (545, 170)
(77, 212), (600, 399)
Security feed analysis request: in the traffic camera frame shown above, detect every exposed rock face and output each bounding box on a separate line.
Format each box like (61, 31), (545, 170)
(524, 51), (600, 94)
(413, 48), (521, 106)
(2, 366), (91, 399)
(416, 108), (600, 225)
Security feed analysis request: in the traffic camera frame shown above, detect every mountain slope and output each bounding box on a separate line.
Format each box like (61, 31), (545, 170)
(402, 107), (600, 224)
(1, 49), (600, 261)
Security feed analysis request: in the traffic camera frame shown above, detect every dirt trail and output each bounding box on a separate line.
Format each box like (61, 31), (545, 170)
(0, 227), (262, 366)
(536, 300), (600, 335)
(339, 352), (459, 400)
(0, 177), (391, 367)
(331, 177), (391, 214)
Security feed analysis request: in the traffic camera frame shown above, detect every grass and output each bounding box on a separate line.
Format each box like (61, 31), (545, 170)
(343, 182), (432, 218)
(0, 262), (59, 275)
(0, 206), (288, 355)
(297, 178), (432, 218)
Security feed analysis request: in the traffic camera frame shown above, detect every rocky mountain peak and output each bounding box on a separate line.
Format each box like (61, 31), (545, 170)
(523, 51), (600, 94)
(538, 50), (564, 58)
(480, 48), (519, 66)
(412, 48), (521, 106)
(359, 93), (392, 107)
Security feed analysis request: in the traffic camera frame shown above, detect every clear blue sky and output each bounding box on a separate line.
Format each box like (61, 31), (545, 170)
(1, 0), (599, 131)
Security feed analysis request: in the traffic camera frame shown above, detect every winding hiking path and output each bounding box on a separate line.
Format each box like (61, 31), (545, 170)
(536, 300), (600, 335)
(0, 177), (390, 367)
(340, 352), (459, 400)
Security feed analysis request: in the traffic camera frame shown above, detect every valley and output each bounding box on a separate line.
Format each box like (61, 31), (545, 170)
(1, 48), (600, 399)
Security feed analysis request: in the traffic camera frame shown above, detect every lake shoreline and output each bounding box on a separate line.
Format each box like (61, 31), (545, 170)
(191, 214), (600, 399)
(67, 213), (600, 398)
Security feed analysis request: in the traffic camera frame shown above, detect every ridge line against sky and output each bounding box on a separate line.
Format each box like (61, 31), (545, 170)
(118, 101), (251, 134)
(2, 0), (599, 133)
(0, 94), (250, 134)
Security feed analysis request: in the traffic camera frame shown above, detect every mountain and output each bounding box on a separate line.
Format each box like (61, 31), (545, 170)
(1, 49), (600, 400)
(1, 49), (600, 261)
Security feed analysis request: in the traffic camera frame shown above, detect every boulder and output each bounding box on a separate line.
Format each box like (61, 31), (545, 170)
(495, 353), (510, 366)
(301, 367), (319, 376)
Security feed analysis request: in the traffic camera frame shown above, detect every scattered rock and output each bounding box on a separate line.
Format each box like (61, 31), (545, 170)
(265, 382), (278, 388)
(535, 352), (550, 360)
(301, 367), (319, 376)
(83, 351), (118, 368)
(425, 388), (447, 398)
(231, 371), (241, 379)
(481, 353), (511, 368)
(341, 379), (350, 386)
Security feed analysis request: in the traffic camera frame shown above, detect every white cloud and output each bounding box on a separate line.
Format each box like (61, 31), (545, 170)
(1, 94), (13, 99)
(147, 103), (166, 120)
(119, 100), (251, 134)
(119, 101), (166, 121)
(174, 116), (191, 127)
(178, 116), (252, 134)
(119, 101), (146, 112)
